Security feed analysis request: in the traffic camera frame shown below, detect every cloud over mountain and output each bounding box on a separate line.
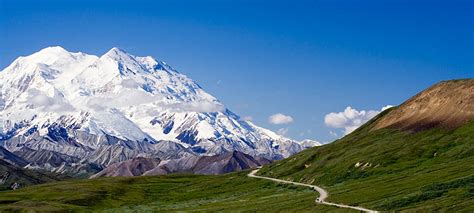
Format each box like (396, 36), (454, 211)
(0, 46), (312, 175)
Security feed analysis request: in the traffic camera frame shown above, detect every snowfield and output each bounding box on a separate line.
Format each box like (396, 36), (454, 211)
(0, 46), (320, 174)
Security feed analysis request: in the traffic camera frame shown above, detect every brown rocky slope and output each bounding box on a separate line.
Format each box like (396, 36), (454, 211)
(373, 79), (474, 132)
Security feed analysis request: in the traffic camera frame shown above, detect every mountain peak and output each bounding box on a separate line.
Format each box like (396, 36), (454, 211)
(103, 47), (131, 59)
(100, 47), (142, 71)
(28, 46), (73, 63)
(0, 47), (307, 175)
(107, 47), (127, 53)
(38, 46), (69, 54)
(1, 46), (98, 78)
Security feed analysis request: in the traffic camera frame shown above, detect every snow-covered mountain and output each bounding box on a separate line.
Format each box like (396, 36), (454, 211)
(0, 46), (319, 175)
(298, 139), (322, 149)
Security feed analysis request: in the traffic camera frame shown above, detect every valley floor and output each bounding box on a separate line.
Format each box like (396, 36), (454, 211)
(0, 171), (355, 212)
(2, 156), (471, 212)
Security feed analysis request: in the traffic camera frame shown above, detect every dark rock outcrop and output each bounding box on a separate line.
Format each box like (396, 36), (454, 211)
(90, 157), (161, 178)
(91, 151), (271, 178)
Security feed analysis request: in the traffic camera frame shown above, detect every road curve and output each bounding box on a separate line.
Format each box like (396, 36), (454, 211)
(248, 169), (378, 213)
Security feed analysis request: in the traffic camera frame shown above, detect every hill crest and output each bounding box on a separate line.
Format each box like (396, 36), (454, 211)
(373, 79), (474, 131)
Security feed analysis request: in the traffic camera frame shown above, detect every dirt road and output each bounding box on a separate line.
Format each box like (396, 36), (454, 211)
(248, 169), (378, 213)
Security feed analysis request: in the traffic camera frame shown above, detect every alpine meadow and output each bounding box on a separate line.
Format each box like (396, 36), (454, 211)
(0, 0), (472, 212)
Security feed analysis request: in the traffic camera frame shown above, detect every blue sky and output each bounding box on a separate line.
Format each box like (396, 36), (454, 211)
(1, 0), (473, 142)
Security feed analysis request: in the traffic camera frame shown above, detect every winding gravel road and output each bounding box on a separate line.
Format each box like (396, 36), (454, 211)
(248, 169), (378, 213)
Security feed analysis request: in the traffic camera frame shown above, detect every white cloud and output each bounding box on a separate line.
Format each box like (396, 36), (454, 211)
(26, 89), (75, 112)
(86, 89), (157, 111)
(162, 101), (225, 113)
(277, 127), (289, 136)
(324, 105), (393, 135)
(145, 101), (225, 116)
(121, 79), (139, 89)
(84, 88), (225, 114)
(268, 113), (294, 125)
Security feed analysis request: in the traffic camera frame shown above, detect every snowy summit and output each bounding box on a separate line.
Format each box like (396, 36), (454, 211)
(0, 46), (319, 174)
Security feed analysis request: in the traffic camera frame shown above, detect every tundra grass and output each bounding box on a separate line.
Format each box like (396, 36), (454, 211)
(258, 109), (474, 212)
(0, 171), (355, 212)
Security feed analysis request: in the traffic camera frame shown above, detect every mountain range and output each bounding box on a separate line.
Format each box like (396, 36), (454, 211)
(0, 47), (320, 176)
(0, 79), (471, 212)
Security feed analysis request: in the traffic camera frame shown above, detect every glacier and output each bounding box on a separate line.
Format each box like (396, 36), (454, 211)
(0, 46), (320, 175)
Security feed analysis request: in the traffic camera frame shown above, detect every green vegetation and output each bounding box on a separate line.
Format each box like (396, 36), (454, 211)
(378, 175), (474, 210)
(1, 89), (473, 212)
(1, 111), (471, 212)
(258, 109), (474, 212)
(0, 160), (64, 191)
(0, 171), (356, 212)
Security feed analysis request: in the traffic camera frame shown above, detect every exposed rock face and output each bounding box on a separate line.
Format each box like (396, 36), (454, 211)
(0, 46), (316, 175)
(0, 156), (61, 190)
(0, 146), (28, 167)
(90, 157), (161, 178)
(90, 151), (271, 178)
(143, 156), (200, 176)
(191, 151), (271, 175)
(10, 182), (20, 190)
(373, 79), (474, 131)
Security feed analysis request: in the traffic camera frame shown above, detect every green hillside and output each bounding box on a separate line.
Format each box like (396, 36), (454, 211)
(258, 108), (474, 212)
(0, 80), (472, 212)
(0, 159), (64, 191)
(0, 172), (353, 212)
